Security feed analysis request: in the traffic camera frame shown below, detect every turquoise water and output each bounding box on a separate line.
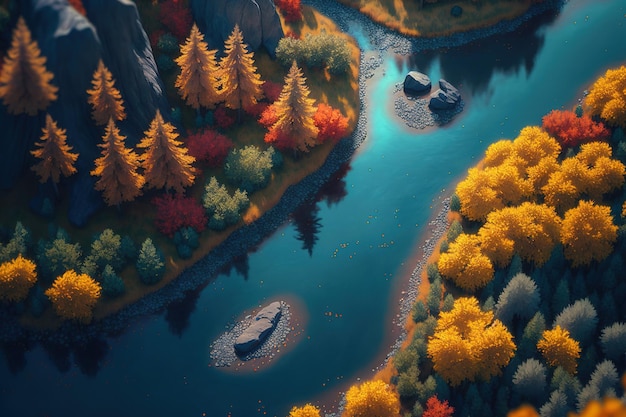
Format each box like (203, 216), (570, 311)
(1, 1), (625, 416)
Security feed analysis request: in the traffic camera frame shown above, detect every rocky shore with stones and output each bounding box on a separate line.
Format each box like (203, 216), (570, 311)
(0, 0), (566, 356)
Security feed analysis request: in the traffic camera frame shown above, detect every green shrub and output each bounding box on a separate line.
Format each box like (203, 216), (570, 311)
(411, 300), (428, 323)
(202, 177), (249, 230)
(100, 265), (125, 297)
(225, 145), (275, 193)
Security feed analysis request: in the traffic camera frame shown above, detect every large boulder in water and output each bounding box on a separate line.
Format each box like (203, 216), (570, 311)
(403, 71), (431, 96)
(1, 0), (170, 226)
(190, 0), (284, 57)
(235, 301), (282, 355)
(429, 79), (461, 110)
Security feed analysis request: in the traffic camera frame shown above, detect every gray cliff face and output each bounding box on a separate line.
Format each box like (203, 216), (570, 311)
(190, 0), (284, 57)
(0, 0), (170, 226)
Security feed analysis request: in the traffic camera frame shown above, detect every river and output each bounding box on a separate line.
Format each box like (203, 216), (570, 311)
(1, 1), (625, 416)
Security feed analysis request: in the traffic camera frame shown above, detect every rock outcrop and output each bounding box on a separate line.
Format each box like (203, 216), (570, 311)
(429, 79), (461, 110)
(234, 301), (282, 355)
(1, 0), (170, 226)
(403, 71), (431, 96)
(190, 0), (284, 57)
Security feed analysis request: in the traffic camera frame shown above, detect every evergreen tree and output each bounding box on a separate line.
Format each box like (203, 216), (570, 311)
(91, 118), (144, 206)
(495, 273), (540, 325)
(31, 114), (78, 188)
(0, 222), (30, 263)
(86, 60), (126, 125)
(175, 24), (220, 110)
(553, 298), (598, 347)
(218, 24), (264, 113)
(600, 322), (626, 362)
(264, 61), (319, 152)
(539, 390), (568, 417)
(35, 236), (82, 283)
(138, 109), (195, 193)
(136, 238), (165, 285)
(0, 17), (57, 115)
(512, 359), (548, 404)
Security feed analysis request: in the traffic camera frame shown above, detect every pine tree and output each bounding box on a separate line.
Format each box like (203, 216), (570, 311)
(175, 24), (220, 110)
(218, 24), (264, 113)
(138, 109), (195, 193)
(91, 118), (144, 206)
(86, 60), (126, 125)
(31, 114), (78, 188)
(0, 17), (58, 115)
(265, 61), (319, 152)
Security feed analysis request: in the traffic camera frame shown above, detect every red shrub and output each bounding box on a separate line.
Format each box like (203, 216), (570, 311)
(68, 0), (86, 15)
(313, 103), (349, 143)
(153, 193), (207, 237)
(245, 102), (269, 118)
(423, 396), (454, 417)
(275, 0), (302, 23)
(542, 110), (610, 149)
(186, 129), (233, 167)
(259, 104), (279, 128)
(262, 81), (283, 103)
(264, 127), (295, 151)
(214, 106), (236, 129)
(159, 0), (193, 42)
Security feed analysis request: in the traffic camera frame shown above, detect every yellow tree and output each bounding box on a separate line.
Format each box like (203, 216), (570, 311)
(584, 65), (626, 129)
(138, 109), (195, 193)
(86, 59), (126, 125)
(218, 24), (264, 113)
(537, 326), (581, 374)
(31, 114), (79, 190)
(511, 126), (561, 169)
(478, 202), (561, 268)
(265, 61), (319, 152)
(483, 139), (514, 168)
(561, 200), (617, 267)
(428, 297), (515, 386)
(45, 269), (101, 323)
(91, 118), (144, 206)
(455, 167), (503, 221)
(342, 380), (400, 417)
(0, 255), (37, 302)
(175, 24), (220, 110)
(574, 141), (625, 200)
(541, 169), (580, 213)
(0, 17), (57, 115)
(437, 233), (494, 292)
(288, 404), (321, 417)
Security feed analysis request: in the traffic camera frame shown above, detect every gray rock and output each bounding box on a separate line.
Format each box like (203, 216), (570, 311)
(0, 0), (170, 226)
(429, 79), (461, 110)
(191, 0), (284, 58)
(403, 71), (431, 96)
(234, 301), (282, 355)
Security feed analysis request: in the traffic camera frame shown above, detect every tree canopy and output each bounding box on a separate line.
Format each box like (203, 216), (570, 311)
(87, 59), (126, 125)
(342, 380), (400, 417)
(45, 269), (101, 323)
(31, 114), (78, 185)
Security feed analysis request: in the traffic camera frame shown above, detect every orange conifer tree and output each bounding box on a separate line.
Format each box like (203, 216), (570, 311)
(87, 59), (126, 125)
(265, 61), (319, 152)
(138, 109), (195, 193)
(218, 24), (264, 113)
(31, 114), (78, 190)
(45, 269), (101, 323)
(175, 24), (221, 110)
(91, 118), (144, 206)
(0, 17), (58, 115)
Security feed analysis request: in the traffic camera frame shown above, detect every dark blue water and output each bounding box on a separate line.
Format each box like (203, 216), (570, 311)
(1, 1), (625, 416)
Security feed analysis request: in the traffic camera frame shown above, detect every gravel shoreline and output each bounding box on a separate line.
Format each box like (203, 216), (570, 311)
(0, 0), (565, 369)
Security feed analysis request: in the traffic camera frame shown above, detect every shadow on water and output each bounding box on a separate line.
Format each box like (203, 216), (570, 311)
(403, 7), (561, 95)
(164, 286), (203, 337)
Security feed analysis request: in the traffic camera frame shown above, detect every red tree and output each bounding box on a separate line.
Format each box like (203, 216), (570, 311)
(314, 103), (349, 143)
(542, 110), (610, 149)
(262, 81), (283, 103)
(259, 104), (279, 128)
(214, 106), (236, 129)
(159, 0), (193, 42)
(275, 0), (302, 23)
(186, 129), (233, 167)
(423, 396), (455, 417)
(153, 193), (207, 237)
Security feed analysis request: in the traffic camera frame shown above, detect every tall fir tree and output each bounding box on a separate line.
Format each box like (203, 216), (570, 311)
(265, 61), (319, 152)
(31, 114), (78, 189)
(138, 109), (195, 193)
(175, 24), (220, 110)
(218, 24), (264, 113)
(90, 118), (144, 206)
(0, 17), (58, 115)
(87, 59), (126, 125)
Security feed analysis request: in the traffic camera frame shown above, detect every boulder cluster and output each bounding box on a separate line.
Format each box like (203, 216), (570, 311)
(403, 71), (462, 111)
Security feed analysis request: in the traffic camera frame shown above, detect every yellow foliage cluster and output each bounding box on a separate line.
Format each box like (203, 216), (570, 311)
(45, 270), (102, 323)
(437, 233), (493, 291)
(0, 255), (37, 302)
(87, 59), (126, 125)
(585, 65), (626, 129)
(31, 114), (79, 185)
(537, 325), (581, 374)
(427, 297), (515, 386)
(288, 404), (321, 417)
(342, 380), (400, 417)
